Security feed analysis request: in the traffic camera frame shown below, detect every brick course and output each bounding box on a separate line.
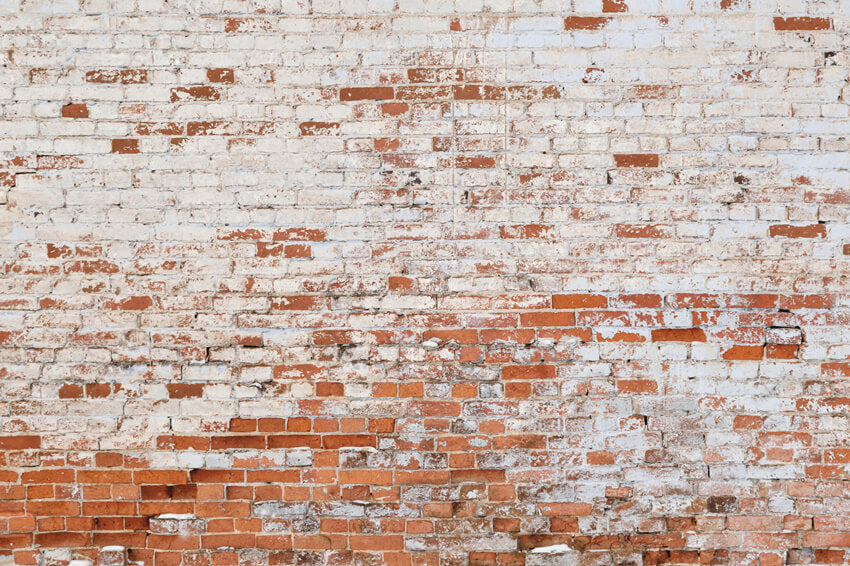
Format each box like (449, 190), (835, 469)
(0, 2), (848, 566)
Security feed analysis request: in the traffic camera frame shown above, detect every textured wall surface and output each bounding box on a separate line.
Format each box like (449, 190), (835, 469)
(1, 1), (849, 565)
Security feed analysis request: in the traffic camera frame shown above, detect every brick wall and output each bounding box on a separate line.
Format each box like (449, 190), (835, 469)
(0, 1), (848, 565)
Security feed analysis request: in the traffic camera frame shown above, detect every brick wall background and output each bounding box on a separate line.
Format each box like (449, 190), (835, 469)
(1, 1), (849, 565)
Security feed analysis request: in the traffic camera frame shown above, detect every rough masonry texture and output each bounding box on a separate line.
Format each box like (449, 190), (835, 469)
(0, 1), (849, 565)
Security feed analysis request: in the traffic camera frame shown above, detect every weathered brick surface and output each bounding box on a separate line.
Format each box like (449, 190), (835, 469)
(0, 1), (848, 565)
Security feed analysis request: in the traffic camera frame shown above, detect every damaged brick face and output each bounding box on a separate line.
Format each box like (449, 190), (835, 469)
(0, 2), (849, 566)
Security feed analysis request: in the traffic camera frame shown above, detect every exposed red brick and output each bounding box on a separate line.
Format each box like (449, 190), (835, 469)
(614, 153), (660, 167)
(733, 415), (763, 430)
(501, 365), (557, 380)
(157, 435), (210, 450)
(452, 156), (496, 169)
(519, 311), (576, 327)
(171, 86), (221, 101)
(186, 121), (234, 135)
(768, 224), (826, 238)
(500, 224), (556, 239)
(322, 434), (376, 449)
(298, 121), (340, 136)
(273, 364), (323, 379)
(136, 122), (183, 135)
(269, 295), (325, 310)
(766, 344), (798, 359)
(0, 436), (41, 450)
(453, 85), (505, 100)
(564, 16), (611, 30)
(61, 103), (88, 118)
(339, 87), (394, 101)
(553, 294), (608, 309)
(64, 259), (119, 274)
(603, 0), (627, 12)
(272, 228), (326, 241)
(773, 17), (831, 30)
(284, 244), (310, 257)
(616, 379), (658, 394)
(47, 244), (73, 259)
(257, 242), (283, 257)
(374, 137), (400, 152)
(111, 139), (139, 154)
(166, 383), (205, 398)
(381, 102), (409, 116)
(616, 224), (672, 238)
(722, 345), (764, 360)
(207, 68), (235, 83)
(651, 328), (707, 342)
(58, 383), (84, 398)
(102, 296), (154, 310)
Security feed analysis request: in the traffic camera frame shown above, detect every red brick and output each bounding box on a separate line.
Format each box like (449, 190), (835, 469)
(519, 312), (576, 326)
(382, 102), (409, 116)
(61, 103), (88, 118)
(134, 470), (189, 485)
(322, 434), (376, 449)
(157, 435), (211, 450)
(616, 224), (672, 238)
(602, 0), (627, 12)
(0, 534), (32, 549)
(207, 68), (235, 83)
(166, 383), (205, 398)
(500, 224), (556, 239)
(171, 86), (221, 101)
(553, 294), (607, 308)
(189, 469), (244, 483)
(269, 296), (326, 310)
(773, 17), (831, 30)
(21, 469), (75, 483)
(616, 379), (658, 394)
(453, 156), (496, 169)
(768, 224), (826, 238)
(111, 139), (139, 154)
(298, 121), (340, 136)
(564, 16), (611, 30)
(501, 365), (556, 380)
(722, 345), (764, 361)
(0, 436), (40, 450)
(33, 532), (90, 547)
(272, 228), (326, 241)
(267, 435), (322, 448)
(340, 87), (394, 101)
(348, 535), (404, 550)
(651, 328), (707, 342)
(613, 153), (660, 167)
(733, 415), (763, 430)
